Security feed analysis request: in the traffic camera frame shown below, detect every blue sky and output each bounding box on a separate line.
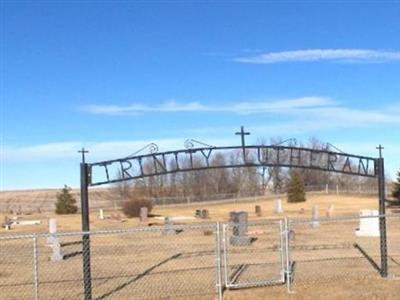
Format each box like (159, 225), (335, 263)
(1, 1), (400, 190)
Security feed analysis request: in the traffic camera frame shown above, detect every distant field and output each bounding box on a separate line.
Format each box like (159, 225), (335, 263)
(0, 188), (117, 213)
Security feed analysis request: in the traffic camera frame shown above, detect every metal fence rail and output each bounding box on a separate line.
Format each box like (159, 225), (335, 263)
(0, 214), (399, 299)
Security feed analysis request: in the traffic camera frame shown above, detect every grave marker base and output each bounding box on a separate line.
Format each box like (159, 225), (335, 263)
(229, 235), (254, 246)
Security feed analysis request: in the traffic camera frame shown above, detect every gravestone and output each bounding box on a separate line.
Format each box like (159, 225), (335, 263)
(311, 206), (320, 228)
(140, 207), (148, 224)
(11, 220), (41, 226)
(195, 209), (202, 218)
(163, 217), (177, 235)
(355, 210), (380, 237)
(47, 218), (63, 261)
(229, 211), (253, 246)
(98, 209), (105, 220)
(48, 218), (57, 235)
(195, 209), (209, 219)
(255, 205), (262, 217)
(3, 216), (11, 230)
(274, 198), (283, 214)
(289, 229), (295, 241)
(326, 204), (334, 218)
(201, 209), (209, 219)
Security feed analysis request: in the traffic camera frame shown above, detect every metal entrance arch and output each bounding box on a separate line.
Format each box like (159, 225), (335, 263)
(79, 127), (387, 299)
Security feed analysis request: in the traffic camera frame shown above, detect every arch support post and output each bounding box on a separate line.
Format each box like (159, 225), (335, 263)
(81, 162), (92, 299)
(377, 158), (388, 277)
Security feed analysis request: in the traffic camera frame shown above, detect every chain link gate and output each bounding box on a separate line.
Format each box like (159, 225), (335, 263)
(221, 219), (287, 289)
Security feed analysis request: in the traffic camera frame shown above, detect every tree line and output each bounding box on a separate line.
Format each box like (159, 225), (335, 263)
(113, 137), (381, 203)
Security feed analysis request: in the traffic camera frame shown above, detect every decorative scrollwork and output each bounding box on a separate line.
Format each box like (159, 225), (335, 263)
(148, 143), (159, 154)
(126, 143), (159, 158)
(272, 138), (297, 147)
(184, 139), (215, 149)
(184, 139), (195, 149)
(326, 143), (345, 154)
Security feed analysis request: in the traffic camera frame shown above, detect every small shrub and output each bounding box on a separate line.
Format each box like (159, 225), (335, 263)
(55, 185), (78, 214)
(287, 172), (306, 203)
(392, 170), (400, 202)
(122, 196), (153, 218)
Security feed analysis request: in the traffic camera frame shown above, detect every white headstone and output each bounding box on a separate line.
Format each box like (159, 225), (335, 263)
(163, 217), (176, 235)
(47, 218), (63, 261)
(3, 216), (11, 230)
(11, 220), (41, 226)
(49, 238), (63, 262)
(99, 209), (104, 220)
(312, 206), (319, 227)
(355, 210), (380, 237)
(274, 198), (283, 214)
(49, 218), (57, 234)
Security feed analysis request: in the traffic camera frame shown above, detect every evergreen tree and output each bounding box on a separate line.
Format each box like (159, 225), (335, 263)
(287, 172), (306, 203)
(55, 185), (78, 214)
(392, 170), (400, 201)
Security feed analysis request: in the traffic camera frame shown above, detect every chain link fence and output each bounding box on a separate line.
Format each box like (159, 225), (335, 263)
(0, 224), (220, 300)
(1, 215), (399, 299)
(287, 214), (400, 293)
(222, 219), (285, 289)
(386, 215), (400, 278)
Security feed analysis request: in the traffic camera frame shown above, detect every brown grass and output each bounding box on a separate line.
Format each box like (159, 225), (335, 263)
(0, 193), (384, 234)
(0, 193), (399, 299)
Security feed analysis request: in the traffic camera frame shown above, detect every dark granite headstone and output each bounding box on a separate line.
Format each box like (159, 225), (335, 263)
(255, 205), (262, 217)
(195, 209), (202, 218)
(229, 211), (253, 246)
(201, 209), (209, 219)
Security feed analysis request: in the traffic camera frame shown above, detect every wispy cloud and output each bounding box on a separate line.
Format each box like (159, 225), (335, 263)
(81, 97), (334, 115)
(235, 49), (400, 64)
(82, 101), (209, 115)
(80, 97), (400, 128)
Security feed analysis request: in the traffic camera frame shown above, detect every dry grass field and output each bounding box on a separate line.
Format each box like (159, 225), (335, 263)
(1, 193), (400, 300)
(0, 193), (392, 233)
(0, 188), (116, 213)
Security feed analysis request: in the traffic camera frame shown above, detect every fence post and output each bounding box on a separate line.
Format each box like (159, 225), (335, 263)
(377, 158), (388, 277)
(279, 219), (285, 282)
(325, 184), (329, 194)
(80, 163), (92, 300)
(215, 222), (223, 300)
(222, 223), (229, 287)
(284, 218), (292, 293)
(32, 235), (39, 300)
